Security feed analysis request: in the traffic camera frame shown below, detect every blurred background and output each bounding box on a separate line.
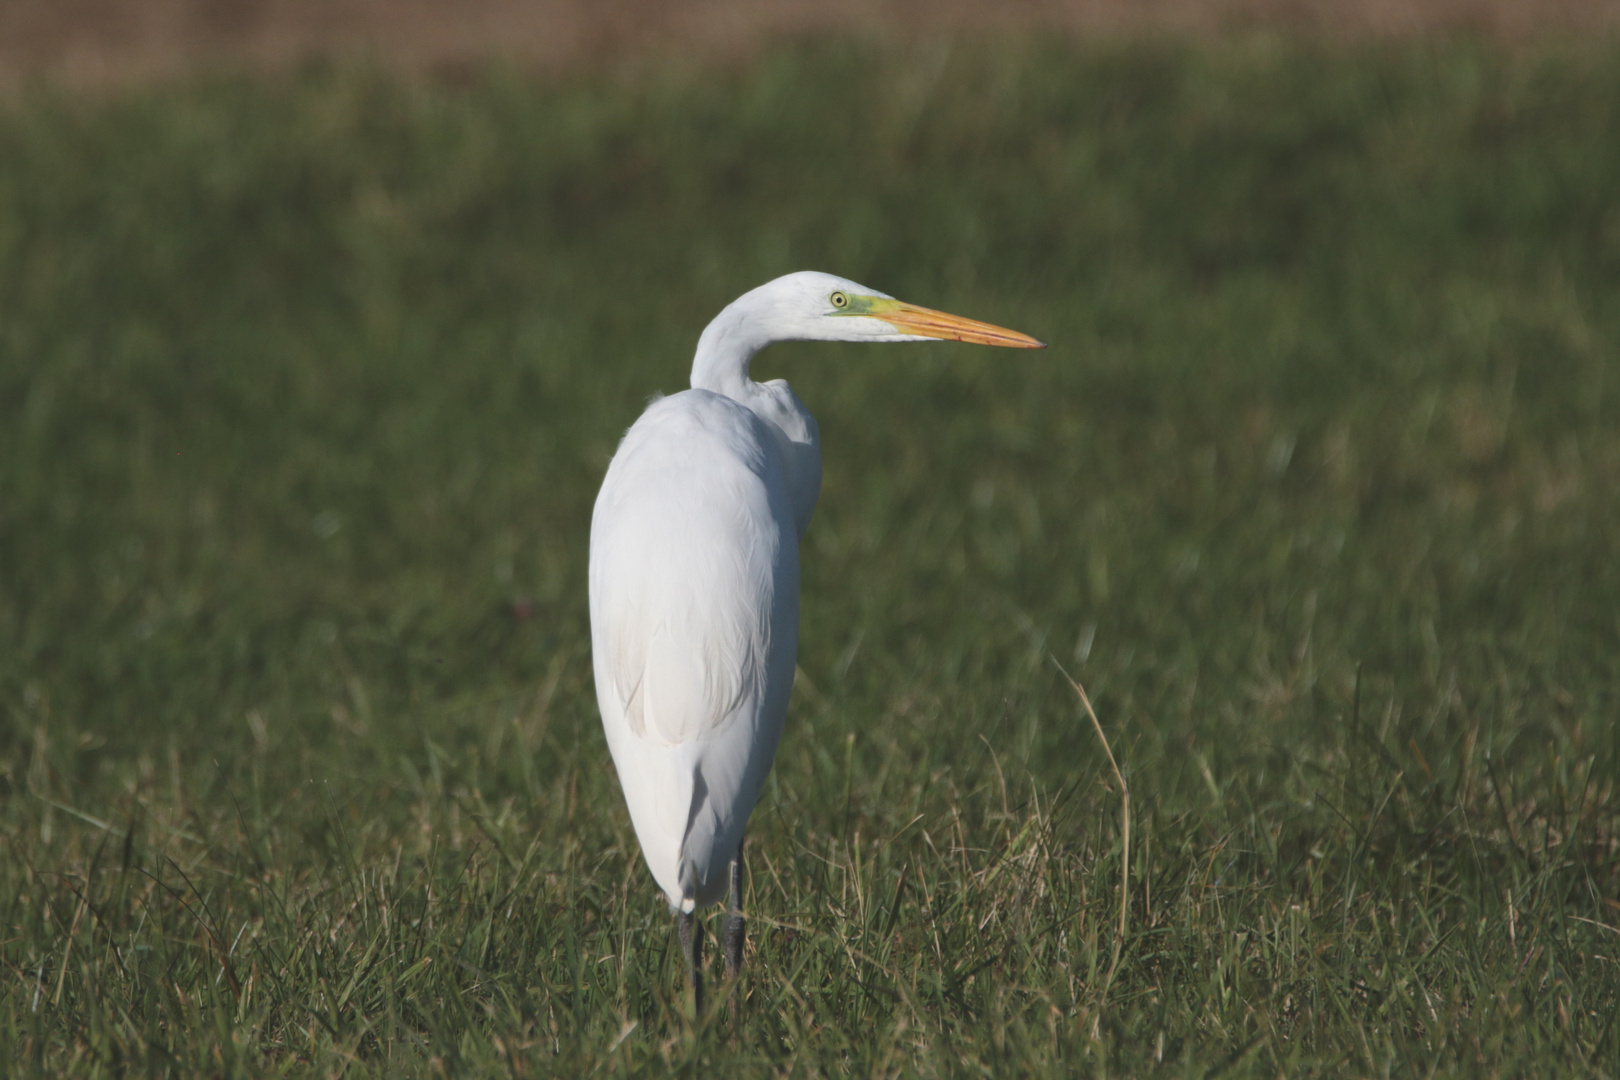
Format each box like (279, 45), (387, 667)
(5, 0), (1620, 86)
(2, 1), (1618, 1075)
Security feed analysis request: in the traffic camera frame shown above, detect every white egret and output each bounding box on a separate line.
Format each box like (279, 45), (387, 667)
(589, 271), (1043, 1013)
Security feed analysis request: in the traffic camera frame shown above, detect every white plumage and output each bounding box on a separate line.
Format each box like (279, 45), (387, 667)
(591, 389), (804, 909)
(587, 271), (1043, 1006)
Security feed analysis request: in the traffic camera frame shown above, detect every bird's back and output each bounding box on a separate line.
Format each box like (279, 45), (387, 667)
(589, 389), (801, 910)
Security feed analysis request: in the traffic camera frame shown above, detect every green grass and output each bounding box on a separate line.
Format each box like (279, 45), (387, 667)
(2, 35), (1619, 1076)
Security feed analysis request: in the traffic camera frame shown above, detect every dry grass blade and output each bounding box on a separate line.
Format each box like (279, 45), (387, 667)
(1052, 657), (1130, 998)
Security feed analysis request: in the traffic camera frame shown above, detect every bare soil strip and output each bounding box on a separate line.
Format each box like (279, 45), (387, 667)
(4, 0), (1618, 88)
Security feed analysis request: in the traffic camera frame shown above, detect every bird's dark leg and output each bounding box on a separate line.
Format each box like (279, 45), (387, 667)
(677, 908), (704, 1018)
(723, 842), (746, 1024)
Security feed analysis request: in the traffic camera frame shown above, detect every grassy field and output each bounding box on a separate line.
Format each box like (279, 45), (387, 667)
(2, 36), (1619, 1076)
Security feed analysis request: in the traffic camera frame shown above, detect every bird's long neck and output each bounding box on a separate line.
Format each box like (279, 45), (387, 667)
(687, 285), (824, 537)
(689, 293), (773, 400)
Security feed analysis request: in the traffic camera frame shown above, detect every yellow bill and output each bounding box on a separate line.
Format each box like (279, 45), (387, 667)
(853, 295), (1045, 348)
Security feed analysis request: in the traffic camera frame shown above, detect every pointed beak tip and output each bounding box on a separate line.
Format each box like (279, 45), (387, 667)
(996, 332), (1046, 350)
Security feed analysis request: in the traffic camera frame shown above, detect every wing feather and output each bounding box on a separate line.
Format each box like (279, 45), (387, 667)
(592, 398), (781, 745)
(589, 390), (800, 907)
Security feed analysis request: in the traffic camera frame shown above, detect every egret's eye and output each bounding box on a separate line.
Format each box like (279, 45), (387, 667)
(829, 291), (850, 309)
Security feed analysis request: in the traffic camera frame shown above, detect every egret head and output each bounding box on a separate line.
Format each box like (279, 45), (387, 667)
(691, 270), (1044, 393)
(742, 271), (1046, 348)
